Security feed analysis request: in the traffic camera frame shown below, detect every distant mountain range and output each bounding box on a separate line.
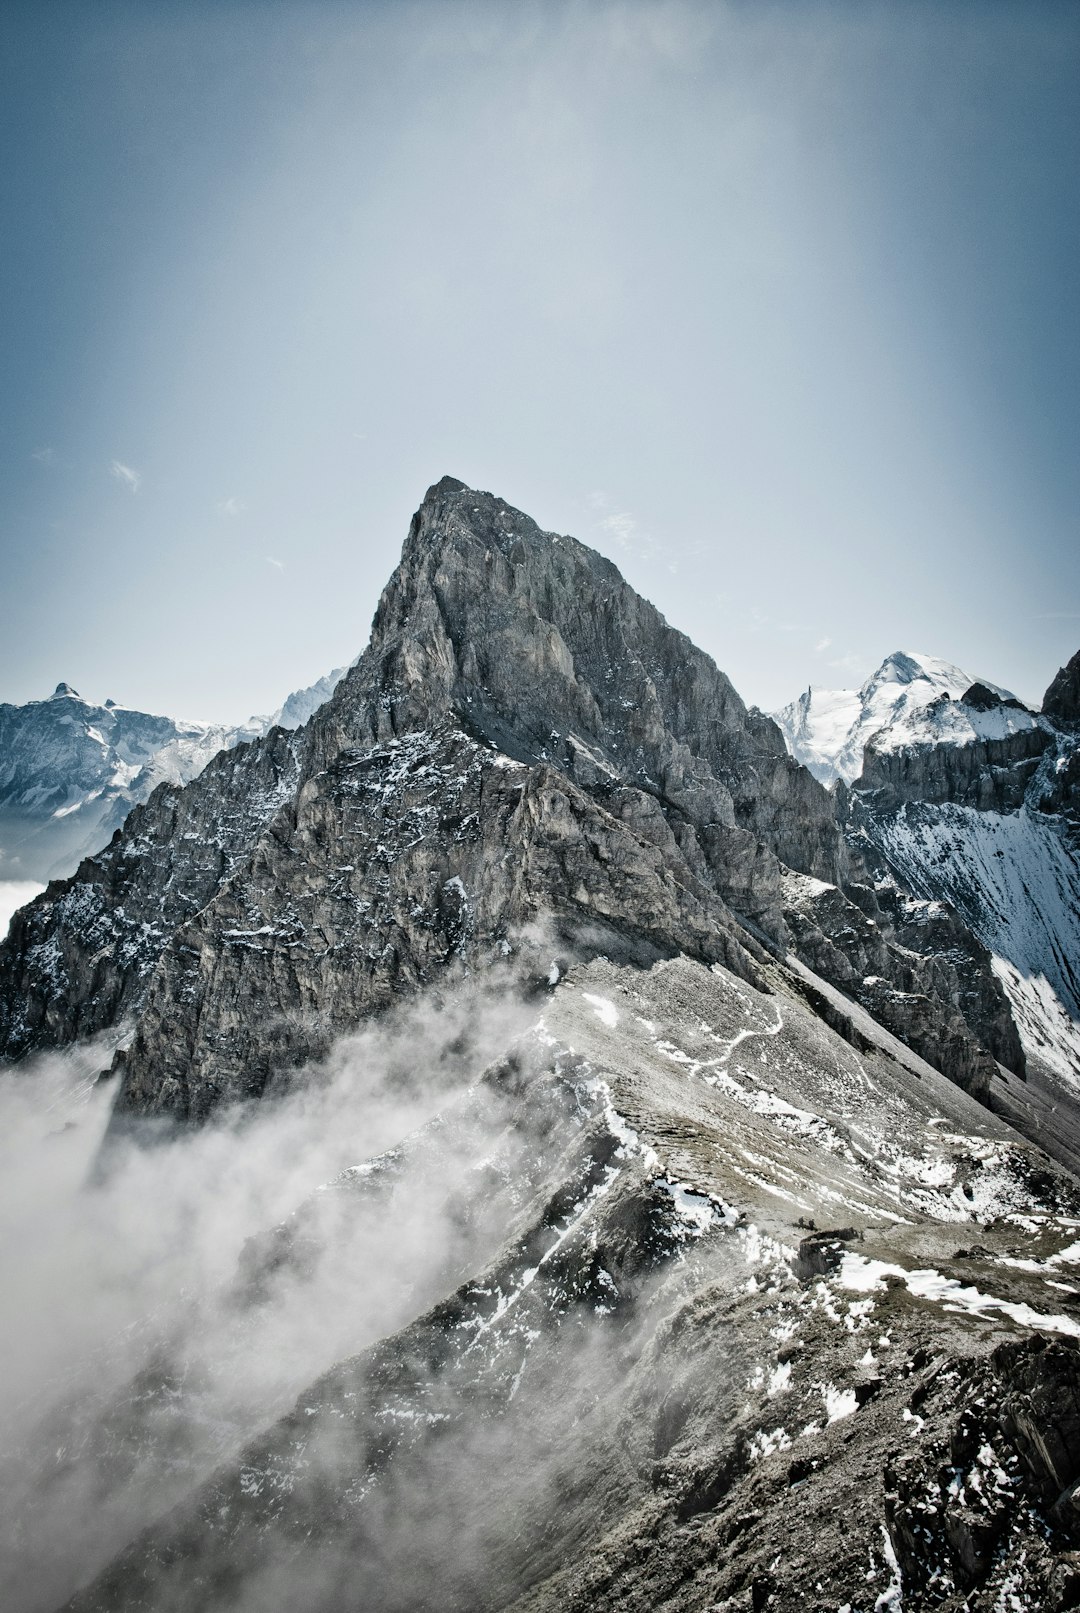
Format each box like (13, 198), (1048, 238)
(0, 668), (346, 882)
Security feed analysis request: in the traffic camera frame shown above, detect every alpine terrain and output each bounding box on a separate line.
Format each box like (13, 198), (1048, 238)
(777, 649), (1080, 1121)
(3, 479), (1080, 1613)
(0, 668), (346, 884)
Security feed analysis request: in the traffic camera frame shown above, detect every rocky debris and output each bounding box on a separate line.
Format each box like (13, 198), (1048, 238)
(15, 949), (1078, 1613)
(884, 1335), (1080, 1607)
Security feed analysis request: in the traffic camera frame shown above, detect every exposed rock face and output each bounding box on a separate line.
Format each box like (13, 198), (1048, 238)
(0, 479), (1020, 1121)
(0, 730), (302, 1058)
(856, 717), (1052, 814)
(1045, 649), (1080, 729)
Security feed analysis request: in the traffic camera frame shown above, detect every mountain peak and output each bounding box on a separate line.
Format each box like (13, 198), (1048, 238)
(424, 473), (469, 499)
(774, 649), (1033, 784)
(50, 681), (81, 700)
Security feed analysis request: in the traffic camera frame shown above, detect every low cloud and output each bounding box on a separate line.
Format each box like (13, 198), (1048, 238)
(109, 460), (141, 494)
(0, 974), (542, 1611)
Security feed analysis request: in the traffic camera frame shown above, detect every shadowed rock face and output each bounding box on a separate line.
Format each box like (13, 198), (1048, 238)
(0, 479), (1022, 1117)
(1045, 649), (1080, 730)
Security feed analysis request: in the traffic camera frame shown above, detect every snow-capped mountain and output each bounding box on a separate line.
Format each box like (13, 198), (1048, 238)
(777, 648), (1080, 1089)
(774, 649), (1042, 785)
(6, 483), (1080, 1613)
(0, 668), (346, 884)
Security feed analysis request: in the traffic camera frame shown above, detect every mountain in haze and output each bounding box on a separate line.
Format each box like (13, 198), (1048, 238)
(4, 481), (1080, 1613)
(0, 668), (347, 884)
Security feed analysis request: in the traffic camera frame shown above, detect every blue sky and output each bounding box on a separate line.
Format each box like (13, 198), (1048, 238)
(2, 0), (1078, 721)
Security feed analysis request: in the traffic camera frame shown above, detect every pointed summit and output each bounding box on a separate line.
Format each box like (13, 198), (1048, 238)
(50, 681), (80, 700)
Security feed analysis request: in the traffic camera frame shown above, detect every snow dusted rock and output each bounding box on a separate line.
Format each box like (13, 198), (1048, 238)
(0, 728), (303, 1058)
(0, 669), (345, 884)
(773, 650), (1031, 787)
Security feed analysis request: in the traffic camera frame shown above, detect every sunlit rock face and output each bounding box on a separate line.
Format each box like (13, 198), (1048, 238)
(5, 481), (1080, 1613)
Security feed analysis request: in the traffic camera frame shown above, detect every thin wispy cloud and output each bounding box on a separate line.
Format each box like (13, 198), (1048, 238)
(31, 447), (55, 467)
(265, 556), (285, 572)
(109, 460), (141, 494)
(814, 636), (832, 653)
(601, 512), (637, 545)
(217, 496), (245, 516)
(827, 652), (865, 678)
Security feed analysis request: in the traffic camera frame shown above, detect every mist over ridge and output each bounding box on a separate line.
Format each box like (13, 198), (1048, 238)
(0, 477), (1079, 1611)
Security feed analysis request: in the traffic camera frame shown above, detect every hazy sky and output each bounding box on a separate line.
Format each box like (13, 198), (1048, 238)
(2, 0), (1078, 722)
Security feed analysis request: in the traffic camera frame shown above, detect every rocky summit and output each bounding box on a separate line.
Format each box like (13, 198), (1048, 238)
(3, 479), (1080, 1613)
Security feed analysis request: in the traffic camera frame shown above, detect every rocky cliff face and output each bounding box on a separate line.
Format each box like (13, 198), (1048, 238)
(1045, 648), (1080, 730)
(0, 479), (1020, 1116)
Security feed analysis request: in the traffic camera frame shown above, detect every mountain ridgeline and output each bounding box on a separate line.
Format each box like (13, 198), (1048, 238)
(1, 478), (1029, 1121)
(5, 480), (1080, 1613)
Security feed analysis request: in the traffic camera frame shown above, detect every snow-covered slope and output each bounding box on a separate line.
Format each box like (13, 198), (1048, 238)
(774, 650), (1039, 785)
(0, 668), (346, 883)
(865, 799), (1080, 1082)
(776, 650), (1080, 1084)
